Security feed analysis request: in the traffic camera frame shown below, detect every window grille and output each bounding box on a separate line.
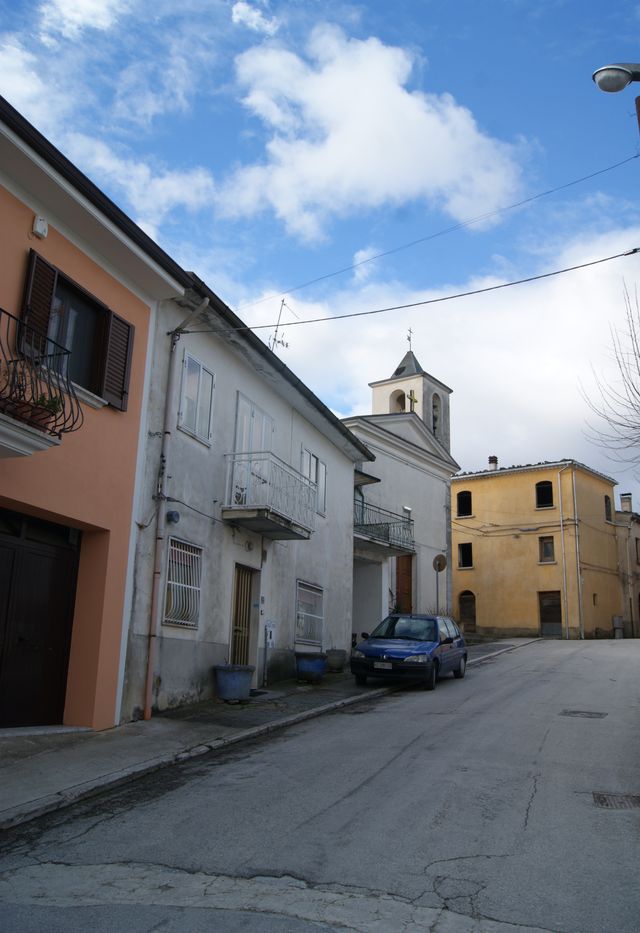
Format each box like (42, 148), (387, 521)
(163, 538), (202, 628)
(295, 581), (323, 646)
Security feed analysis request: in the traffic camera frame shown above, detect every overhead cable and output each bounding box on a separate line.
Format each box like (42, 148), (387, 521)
(235, 153), (640, 312)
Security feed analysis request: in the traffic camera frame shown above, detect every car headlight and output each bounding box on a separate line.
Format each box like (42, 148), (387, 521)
(351, 650), (365, 659)
(403, 654), (430, 663)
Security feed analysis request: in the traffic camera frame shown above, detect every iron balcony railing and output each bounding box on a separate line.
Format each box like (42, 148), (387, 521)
(0, 307), (83, 436)
(225, 451), (317, 532)
(354, 498), (415, 550)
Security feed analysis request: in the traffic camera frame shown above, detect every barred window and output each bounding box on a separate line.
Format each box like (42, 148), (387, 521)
(163, 538), (202, 629)
(295, 581), (323, 646)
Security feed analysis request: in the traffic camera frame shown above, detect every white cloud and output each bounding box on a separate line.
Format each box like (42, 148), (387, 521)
(0, 35), (72, 131)
(231, 2), (278, 36)
(238, 224), (640, 502)
(216, 25), (524, 240)
(39, 0), (130, 44)
(351, 247), (379, 284)
(65, 134), (216, 234)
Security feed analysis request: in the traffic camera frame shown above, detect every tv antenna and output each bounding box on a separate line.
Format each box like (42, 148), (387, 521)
(269, 299), (298, 351)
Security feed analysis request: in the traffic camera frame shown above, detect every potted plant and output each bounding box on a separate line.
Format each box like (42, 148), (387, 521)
(30, 394), (62, 430)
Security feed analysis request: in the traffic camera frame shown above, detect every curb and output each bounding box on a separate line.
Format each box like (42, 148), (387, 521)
(0, 640), (538, 832)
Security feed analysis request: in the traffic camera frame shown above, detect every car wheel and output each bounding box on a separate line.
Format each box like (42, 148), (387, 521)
(453, 656), (466, 679)
(424, 662), (437, 691)
(355, 674), (367, 686)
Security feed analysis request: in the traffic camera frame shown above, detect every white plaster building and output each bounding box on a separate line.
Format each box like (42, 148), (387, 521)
(122, 283), (373, 719)
(343, 351), (459, 638)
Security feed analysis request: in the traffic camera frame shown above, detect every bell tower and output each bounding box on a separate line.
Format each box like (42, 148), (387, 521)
(369, 350), (452, 452)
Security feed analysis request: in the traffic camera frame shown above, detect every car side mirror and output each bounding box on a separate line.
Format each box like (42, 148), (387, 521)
(361, 632), (370, 640)
(441, 636), (453, 645)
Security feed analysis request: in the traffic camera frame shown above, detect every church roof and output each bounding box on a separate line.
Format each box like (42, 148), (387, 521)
(391, 351), (424, 378)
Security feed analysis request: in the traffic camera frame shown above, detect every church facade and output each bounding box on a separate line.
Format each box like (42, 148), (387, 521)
(343, 350), (459, 638)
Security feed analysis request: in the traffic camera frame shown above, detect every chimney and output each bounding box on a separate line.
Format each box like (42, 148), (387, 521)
(488, 455), (498, 471)
(620, 492), (633, 513)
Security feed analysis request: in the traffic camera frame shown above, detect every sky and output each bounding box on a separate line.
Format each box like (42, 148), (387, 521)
(2, 0), (640, 503)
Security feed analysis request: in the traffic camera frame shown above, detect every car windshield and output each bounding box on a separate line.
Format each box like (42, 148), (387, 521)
(369, 615), (436, 642)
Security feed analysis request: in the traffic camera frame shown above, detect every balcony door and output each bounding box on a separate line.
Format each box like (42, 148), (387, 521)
(232, 394), (274, 506)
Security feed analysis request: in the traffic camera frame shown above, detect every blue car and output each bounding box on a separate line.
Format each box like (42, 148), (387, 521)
(350, 614), (467, 690)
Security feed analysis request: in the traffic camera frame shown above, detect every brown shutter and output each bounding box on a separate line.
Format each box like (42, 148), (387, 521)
(101, 312), (134, 411)
(21, 250), (57, 354)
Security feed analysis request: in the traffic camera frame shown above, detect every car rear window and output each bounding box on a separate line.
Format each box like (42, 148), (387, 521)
(370, 615), (436, 641)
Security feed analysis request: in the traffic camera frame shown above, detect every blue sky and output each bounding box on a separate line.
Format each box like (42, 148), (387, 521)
(2, 0), (640, 500)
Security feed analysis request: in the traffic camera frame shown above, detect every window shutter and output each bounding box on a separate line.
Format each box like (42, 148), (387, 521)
(101, 312), (134, 411)
(21, 250), (57, 353)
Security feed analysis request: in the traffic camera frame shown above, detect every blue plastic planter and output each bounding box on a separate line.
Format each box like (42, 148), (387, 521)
(295, 652), (327, 684)
(214, 664), (255, 701)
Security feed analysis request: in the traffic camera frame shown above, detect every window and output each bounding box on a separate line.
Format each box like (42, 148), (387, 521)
(604, 495), (612, 522)
(539, 536), (555, 562)
(458, 542), (473, 568)
(178, 353), (214, 443)
(302, 448), (327, 513)
(636, 539), (640, 564)
(457, 490), (472, 517)
(535, 481), (553, 509)
(163, 538), (202, 629)
(295, 581), (323, 646)
(22, 250), (134, 410)
(432, 393), (441, 435)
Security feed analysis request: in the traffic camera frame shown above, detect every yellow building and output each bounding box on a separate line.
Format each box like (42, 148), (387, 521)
(451, 459), (623, 639)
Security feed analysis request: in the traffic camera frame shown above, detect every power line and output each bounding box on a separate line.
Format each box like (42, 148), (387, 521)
(235, 153), (640, 312)
(228, 247), (639, 333)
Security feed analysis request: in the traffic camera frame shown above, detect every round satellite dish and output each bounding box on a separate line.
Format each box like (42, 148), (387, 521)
(433, 554), (447, 572)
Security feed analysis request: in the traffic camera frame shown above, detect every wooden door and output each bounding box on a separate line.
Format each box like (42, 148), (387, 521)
(0, 511), (79, 726)
(539, 591), (562, 638)
(396, 555), (413, 613)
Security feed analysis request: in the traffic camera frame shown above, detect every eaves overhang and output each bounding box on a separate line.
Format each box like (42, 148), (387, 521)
(0, 95), (189, 301)
(453, 459), (617, 486)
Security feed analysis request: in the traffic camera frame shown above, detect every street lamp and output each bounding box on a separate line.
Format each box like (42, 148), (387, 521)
(592, 63), (640, 93)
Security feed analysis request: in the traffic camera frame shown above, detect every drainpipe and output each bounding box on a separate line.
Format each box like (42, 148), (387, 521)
(143, 297), (209, 720)
(557, 465), (571, 640)
(571, 465), (585, 640)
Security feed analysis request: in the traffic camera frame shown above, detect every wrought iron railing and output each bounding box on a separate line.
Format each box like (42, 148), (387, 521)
(354, 498), (415, 550)
(225, 451), (317, 532)
(0, 307), (83, 436)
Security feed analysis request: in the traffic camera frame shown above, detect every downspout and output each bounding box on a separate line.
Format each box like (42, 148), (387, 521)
(571, 465), (585, 640)
(557, 465), (571, 640)
(143, 297), (209, 720)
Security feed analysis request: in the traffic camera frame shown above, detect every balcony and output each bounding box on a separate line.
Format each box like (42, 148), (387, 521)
(354, 498), (415, 557)
(222, 451), (317, 540)
(0, 307), (83, 457)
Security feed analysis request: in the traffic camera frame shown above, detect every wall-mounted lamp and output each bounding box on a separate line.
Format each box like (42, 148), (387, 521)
(166, 510), (180, 524)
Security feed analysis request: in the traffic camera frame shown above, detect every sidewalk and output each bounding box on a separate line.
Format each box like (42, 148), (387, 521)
(0, 639), (537, 831)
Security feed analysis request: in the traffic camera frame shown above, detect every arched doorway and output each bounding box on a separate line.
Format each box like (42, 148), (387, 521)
(459, 590), (476, 632)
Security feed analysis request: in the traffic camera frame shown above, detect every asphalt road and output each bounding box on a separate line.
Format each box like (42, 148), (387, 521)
(1, 639), (639, 932)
